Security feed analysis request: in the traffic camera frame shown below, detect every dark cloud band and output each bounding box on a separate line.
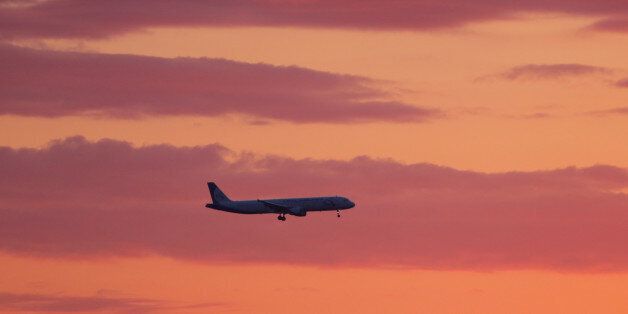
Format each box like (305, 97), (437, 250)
(1, 137), (627, 271)
(2, 0), (628, 39)
(0, 44), (435, 123)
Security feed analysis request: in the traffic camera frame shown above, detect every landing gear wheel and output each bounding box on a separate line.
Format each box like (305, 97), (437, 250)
(337, 210), (341, 218)
(278, 214), (286, 221)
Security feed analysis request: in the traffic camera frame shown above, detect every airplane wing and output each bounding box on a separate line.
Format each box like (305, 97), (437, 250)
(258, 200), (306, 216)
(258, 199), (289, 211)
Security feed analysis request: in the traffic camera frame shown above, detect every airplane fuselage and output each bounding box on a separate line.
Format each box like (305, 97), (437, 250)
(207, 196), (352, 214)
(204, 182), (355, 220)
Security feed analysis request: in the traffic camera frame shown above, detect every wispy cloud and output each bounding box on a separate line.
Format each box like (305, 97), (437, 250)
(0, 292), (223, 313)
(1, 137), (627, 271)
(587, 18), (628, 33)
(586, 106), (628, 116)
(615, 78), (628, 88)
(518, 112), (553, 119)
(496, 64), (611, 81)
(0, 44), (437, 123)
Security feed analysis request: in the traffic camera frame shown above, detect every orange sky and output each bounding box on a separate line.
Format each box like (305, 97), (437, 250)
(4, 253), (628, 314)
(2, 2), (628, 313)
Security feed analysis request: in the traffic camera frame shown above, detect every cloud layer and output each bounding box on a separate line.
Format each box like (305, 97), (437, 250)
(0, 44), (433, 123)
(0, 292), (221, 313)
(2, 0), (628, 38)
(1, 137), (628, 271)
(0, 293), (162, 313)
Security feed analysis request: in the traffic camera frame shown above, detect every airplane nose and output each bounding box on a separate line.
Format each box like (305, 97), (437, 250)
(348, 201), (355, 208)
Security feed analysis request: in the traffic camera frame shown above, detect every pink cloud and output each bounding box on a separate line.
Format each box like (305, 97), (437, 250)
(588, 18), (628, 33)
(1, 137), (628, 271)
(0, 293), (158, 313)
(0, 44), (435, 123)
(616, 78), (628, 88)
(0, 292), (223, 313)
(587, 106), (628, 116)
(2, 1), (628, 39)
(497, 64), (611, 80)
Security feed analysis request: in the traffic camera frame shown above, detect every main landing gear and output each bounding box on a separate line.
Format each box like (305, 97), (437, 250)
(337, 209), (341, 218)
(277, 213), (286, 221)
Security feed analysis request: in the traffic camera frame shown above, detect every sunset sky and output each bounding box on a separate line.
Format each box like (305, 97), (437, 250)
(1, 1), (628, 313)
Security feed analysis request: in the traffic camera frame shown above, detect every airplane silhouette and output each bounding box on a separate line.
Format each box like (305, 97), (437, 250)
(205, 182), (355, 221)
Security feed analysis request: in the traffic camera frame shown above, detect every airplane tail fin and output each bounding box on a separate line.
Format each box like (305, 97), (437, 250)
(207, 182), (231, 205)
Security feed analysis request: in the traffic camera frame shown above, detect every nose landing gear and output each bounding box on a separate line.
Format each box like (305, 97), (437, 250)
(277, 213), (286, 221)
(337, 209), (340, 218)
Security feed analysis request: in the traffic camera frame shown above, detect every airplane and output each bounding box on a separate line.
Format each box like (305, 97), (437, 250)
(205, 182), (355, 221)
